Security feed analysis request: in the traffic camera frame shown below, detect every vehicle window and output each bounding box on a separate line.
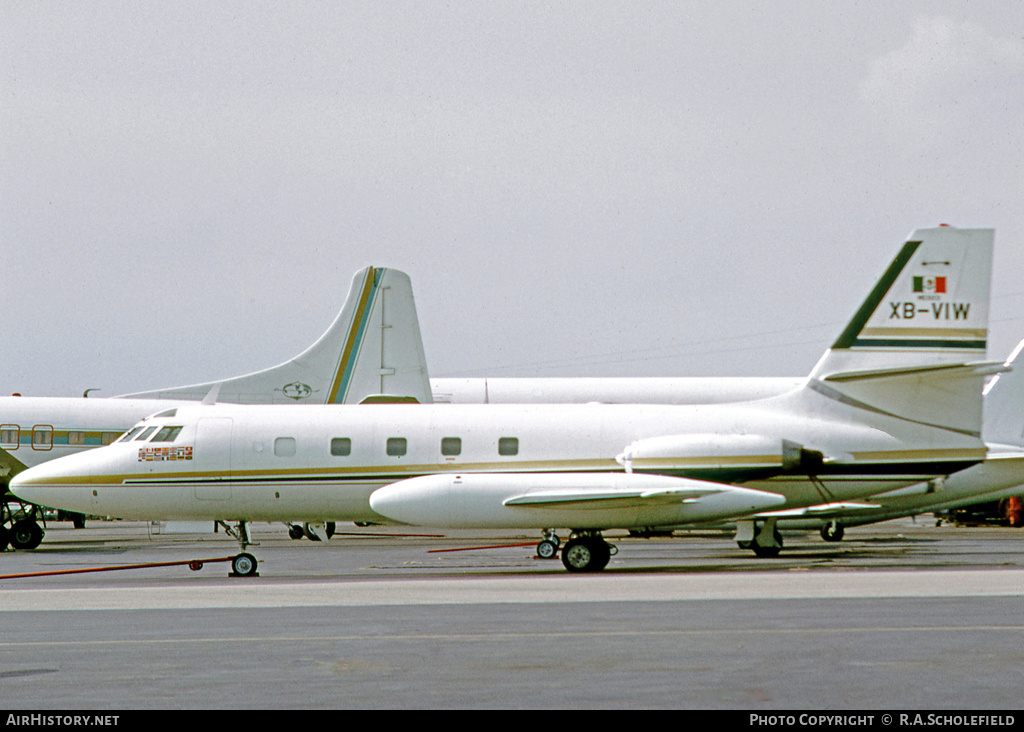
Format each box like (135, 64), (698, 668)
(386, 437), (407, 457)
(101, 432), (120, 445)
(67, 431), (85, 445)
(498, 437), (519, 456)
(134, 426), (158, 441)
(275, 437), (296, 457)
(151, 426), (183, 442)
(119, 427), (146, 442)
(331, 437), (352, 456)
(32, 426), (53, 450)
(1, 426), (19, 449)
(441, 437), (461, 456)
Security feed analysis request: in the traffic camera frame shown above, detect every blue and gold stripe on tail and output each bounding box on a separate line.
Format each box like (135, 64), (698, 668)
(327, 267), (383, 404)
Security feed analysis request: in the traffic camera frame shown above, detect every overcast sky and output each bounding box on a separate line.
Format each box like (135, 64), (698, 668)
(3, 2), (1023, 397)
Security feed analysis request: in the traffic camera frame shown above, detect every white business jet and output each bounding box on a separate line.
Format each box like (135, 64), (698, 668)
(10, 227), (999, 575)
(0, 266), (430, 550)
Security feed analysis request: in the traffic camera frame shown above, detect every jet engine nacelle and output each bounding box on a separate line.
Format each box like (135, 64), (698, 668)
(616, 434), (825, 473)
(368, 472), (785, 530)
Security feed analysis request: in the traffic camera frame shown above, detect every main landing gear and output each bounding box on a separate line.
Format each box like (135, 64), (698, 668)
(286, 521), (336, 542)
(735, 518), (784, 558)
(217, 520), (259, 577)
(534, 529), (618, 572)
(559, 531), (617, 573)
(820, 521), (845, 542)
(1, 497), (45, 551)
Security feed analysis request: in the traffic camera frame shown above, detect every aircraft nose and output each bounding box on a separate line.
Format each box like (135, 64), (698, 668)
(7, 450), (106, 512)
(9, 463), (62, 506)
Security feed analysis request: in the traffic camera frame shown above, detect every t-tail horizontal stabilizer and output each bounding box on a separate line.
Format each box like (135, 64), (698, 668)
(116, 266), (432, 405)
(807, 227), (998, 437)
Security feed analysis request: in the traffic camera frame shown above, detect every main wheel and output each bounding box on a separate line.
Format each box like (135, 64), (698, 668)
(561, 537), (611, 572)
(10, 520), (44, 550)
(231, 552), (259, 577)
(751, 542), (782, 558)
(820, 521), (845, 542)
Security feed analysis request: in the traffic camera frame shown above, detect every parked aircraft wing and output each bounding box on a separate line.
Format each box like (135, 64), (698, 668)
(758, 502), (882, 517)
(0, 446), (28, 481)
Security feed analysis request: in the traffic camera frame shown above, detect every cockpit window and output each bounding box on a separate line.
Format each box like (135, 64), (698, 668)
(153, 409), (177, 419)
(134, 426), (158, 441)
(119, 427), (146, 442)
(151, 426), (183, 443)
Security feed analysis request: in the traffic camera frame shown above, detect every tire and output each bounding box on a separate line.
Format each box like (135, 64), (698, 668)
(10, 520), (44, 550)
(751, 542), (782, 558)
(561, 537), (611, 572)
(820, 522), (845, 542)
(231, 552), (259, 577)
(536, 539), (559, 559)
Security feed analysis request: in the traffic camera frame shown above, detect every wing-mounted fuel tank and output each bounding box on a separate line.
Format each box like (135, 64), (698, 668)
(615, 434), (832, 479)
(369, 472), (785, 530)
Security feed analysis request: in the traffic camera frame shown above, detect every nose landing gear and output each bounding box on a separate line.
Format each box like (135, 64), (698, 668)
(217, 520), (260, 577)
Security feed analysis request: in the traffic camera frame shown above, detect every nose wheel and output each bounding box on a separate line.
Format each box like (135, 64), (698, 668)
(231, 552), (259, 577)
(217, 520), (260, 577)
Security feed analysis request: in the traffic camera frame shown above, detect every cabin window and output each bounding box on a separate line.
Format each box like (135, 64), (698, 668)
(101, 432), (119, 445)
(67, 431), (85, 445)
(441, 437), (462, 456)
(134, 426), (158, 441)
(331, 438), (352, 456)
(386, 437), (407, 457)
(498, 437), (519, 456)
(1, 426), (19, 449)
(275, 437), (297, 457)
(151, 426), (183, 443)
(32, 426), (53, 451)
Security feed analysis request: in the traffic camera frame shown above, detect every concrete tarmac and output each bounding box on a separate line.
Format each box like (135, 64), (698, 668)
(0, 518), (1022, 709)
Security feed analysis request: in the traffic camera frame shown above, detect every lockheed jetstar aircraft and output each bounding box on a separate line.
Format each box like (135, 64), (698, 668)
(10, 227), (1000, 574)
(0, 266), (430, 550)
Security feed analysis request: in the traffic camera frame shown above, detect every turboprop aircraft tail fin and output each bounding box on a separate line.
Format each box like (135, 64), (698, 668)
(806, 226), (998, 436)
(116, 266), (432, 405)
